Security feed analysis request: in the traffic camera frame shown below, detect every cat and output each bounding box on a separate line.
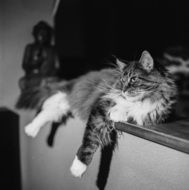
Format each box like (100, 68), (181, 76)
(21, 51), (177, 178)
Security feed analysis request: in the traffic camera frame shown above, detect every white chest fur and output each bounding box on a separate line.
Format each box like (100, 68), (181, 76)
(107, 95), (164, 125)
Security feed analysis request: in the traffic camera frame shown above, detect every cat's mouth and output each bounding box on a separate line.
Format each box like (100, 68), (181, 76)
(121, 91), (143, 101)
(121, 91), (145, 101)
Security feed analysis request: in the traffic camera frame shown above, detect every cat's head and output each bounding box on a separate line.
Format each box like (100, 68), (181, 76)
(114, 51), (176, 101)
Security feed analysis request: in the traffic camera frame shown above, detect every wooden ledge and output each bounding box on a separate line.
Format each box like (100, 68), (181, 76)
(115, 120), (189, 154)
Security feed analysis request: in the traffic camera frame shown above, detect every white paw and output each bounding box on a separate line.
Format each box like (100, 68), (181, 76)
(70, 156), (87, 178)
(25, 123), (39, 138)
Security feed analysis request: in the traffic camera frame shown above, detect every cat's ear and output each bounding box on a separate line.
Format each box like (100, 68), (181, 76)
(139, 51), (154, 72)
(116, 58), (126, 71)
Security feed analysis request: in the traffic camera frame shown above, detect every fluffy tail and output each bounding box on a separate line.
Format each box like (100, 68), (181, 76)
(15, 78), (72, 110)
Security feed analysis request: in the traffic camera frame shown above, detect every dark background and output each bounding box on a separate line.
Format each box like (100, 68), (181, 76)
(54, 0), (189, 79)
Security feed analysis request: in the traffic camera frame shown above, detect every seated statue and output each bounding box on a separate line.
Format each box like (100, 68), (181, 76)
(19, 21), (59, 90)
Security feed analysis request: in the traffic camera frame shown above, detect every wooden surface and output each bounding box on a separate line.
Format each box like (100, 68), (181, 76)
(115, 120), (189, 154)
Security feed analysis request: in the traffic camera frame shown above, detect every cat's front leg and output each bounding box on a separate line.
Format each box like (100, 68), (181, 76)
(70, 105), (116, 178)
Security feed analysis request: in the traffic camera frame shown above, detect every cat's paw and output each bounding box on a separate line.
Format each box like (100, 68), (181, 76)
(25, 123), (39, 138)
(70, 156), (87, 178)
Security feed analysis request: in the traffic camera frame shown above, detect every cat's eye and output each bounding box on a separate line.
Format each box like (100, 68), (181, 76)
(130, 77), (137, 83)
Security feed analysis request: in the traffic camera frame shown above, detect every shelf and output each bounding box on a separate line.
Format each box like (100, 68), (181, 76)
(115, 120), (189, 154)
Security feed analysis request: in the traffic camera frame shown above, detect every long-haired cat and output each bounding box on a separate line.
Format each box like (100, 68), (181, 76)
(17, 51), (177, 179)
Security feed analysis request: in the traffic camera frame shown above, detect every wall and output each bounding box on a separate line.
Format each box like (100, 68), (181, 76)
(1, 1), (189, 190)
(0, 0), (53, 108)
(20, 114), (189, 190)
(0, 0), (53, 189)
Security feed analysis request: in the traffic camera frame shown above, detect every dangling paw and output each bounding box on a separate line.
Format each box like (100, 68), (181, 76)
(25, 123), (40, 138)
(70, 156), (87, 178)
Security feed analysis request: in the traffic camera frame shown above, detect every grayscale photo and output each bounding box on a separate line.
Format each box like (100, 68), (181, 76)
(1, 0), (189, 190)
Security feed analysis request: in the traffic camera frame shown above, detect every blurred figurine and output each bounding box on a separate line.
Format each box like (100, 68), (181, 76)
(19, 20), (59, 90)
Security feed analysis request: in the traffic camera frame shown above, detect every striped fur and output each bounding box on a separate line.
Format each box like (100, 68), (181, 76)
(17, 51), (177, 187)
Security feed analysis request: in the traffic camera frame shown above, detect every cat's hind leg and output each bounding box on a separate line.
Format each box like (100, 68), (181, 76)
(47, 112), (74, 146)
(25, 91), (71, 137)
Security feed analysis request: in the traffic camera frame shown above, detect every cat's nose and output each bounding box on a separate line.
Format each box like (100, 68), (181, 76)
(123, 85), (129, 93)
